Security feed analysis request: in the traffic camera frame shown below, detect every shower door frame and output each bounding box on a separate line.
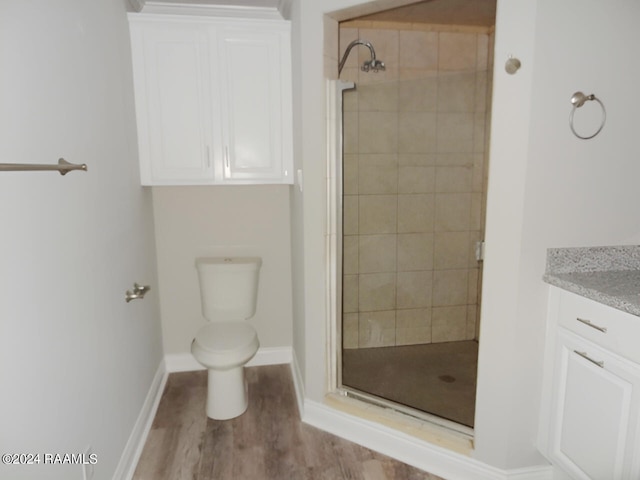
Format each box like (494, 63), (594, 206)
(326, 78), (474, 437)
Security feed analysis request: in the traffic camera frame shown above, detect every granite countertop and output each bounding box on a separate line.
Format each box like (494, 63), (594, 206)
(543, 245), (640, 317)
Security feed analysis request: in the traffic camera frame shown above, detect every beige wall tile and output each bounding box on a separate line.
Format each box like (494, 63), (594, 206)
(359, 273), (396, 311)
(398, 166), (435, 194)
(432, 269), (468, 306)
(398, 194), (435, 233)
(343, 274), (359, 313)
(359, 154), (398, 194)
(343, 195), (359, 235)
(399, 30), (438, 69)
(343, 88), (359, 112)
(396, 327), (431, 346)
(434, 193), (471, 232)
(398, 112), (437, 153)
(397, 271), (433, 309)
(468, 268), (479, 305)
(359, 194), (397, 233)
(434, 232), (470, 269)
(476, 34), (489, 71)
(436, 153), (474, 167)
(343, 112), (359, 154)
(358, 82), (398, 112)
(359, 112), (398, 153)
(397, 233), (434, 271)
(438, 32), (477, 71)
(475, 72), (487, 113)
(471, 153), (485, 192)
(339, 22), (492, 349)
(398, 76), (438, 112)
(399, 153), (437, 166)
(343, 154), (359, 195)
(396, 308), (432, 346)
(437, 72), (476, 112)
(435, 166), (473, 193)
(470, 193), (482, 230)
(359, 234), (397, 273)
(436, 113), (474, 153)
(466, 305), (477, 341)
(473, 112), (486, 152)
(343, 313), (359, 349)
(359, 310), (396, 347)
(340, 66), (360, 84)
(432, 306), (467, 342)
(396, 307), (432, 329)
(343, 235), (359, 275)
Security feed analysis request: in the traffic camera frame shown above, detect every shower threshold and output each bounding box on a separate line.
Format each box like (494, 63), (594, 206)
(338, 386), (474, 439)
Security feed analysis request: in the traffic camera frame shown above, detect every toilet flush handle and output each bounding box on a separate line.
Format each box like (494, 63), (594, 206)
(125, 283), (151, 303)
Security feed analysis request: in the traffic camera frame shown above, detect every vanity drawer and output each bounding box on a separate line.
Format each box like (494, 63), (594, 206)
(558, 290), (640, 364)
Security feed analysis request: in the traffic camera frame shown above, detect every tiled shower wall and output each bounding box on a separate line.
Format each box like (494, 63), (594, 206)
(340, 22), (493, 349)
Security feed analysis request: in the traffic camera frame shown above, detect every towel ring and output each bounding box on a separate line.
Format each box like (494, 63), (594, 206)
(569, 91), (606, 140)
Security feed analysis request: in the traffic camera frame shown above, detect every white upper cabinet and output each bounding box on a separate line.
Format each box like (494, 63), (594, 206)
(128, 13), (293, 185)
(217, 26), (292, 183)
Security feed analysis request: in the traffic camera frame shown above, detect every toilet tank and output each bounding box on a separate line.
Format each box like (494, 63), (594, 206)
(196, 257), (262, 321)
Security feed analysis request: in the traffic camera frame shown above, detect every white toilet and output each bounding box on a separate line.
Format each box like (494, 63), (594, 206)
(190, 257), (262, 420)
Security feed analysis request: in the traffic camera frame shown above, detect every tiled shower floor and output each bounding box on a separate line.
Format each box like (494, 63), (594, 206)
(342, 340), (478, 427)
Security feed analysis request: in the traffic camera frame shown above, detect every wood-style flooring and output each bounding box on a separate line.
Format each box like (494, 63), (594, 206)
(133, 364), (444, 480)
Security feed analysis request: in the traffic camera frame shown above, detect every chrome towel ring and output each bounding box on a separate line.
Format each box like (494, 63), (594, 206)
(569, 91), (606, 140)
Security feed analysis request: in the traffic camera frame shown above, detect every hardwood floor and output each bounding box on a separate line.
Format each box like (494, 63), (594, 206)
(133, 365), (444, 480)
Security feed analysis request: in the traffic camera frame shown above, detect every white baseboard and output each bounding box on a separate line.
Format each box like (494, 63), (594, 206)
(113, 359), (168, 480)
(164, 346), (293, 373)
(289, 348), (305, 417)
(301, 400), (553, 480)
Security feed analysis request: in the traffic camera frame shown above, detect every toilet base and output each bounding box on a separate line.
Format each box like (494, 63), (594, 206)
(206, 366), (249, 420)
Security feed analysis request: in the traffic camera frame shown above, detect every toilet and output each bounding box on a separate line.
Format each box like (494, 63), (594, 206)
(190, 256), (262, 420)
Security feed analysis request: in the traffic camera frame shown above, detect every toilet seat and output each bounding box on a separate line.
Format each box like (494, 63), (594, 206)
(191, 322), (259, 370)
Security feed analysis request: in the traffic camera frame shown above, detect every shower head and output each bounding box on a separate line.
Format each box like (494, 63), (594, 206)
(338, 39), (386, 75)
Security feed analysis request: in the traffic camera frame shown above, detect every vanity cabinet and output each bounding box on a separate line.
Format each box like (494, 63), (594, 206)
(128, 14), (293, 185)
(539, 288), (640, 479)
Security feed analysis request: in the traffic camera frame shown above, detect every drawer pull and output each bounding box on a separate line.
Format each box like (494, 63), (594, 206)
(574, 350), (604, 368)
(576, 317), (607, 333)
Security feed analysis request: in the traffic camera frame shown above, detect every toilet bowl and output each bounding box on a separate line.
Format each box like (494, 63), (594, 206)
(191, 322), (259, 419)
(190, 257), (262, 420)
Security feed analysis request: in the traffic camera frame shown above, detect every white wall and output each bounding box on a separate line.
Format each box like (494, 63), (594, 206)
(291, 0), (640, 472)
(477, 0), (640, 470)
(0, 2), (163, 479)
(152, 186), (293, 354)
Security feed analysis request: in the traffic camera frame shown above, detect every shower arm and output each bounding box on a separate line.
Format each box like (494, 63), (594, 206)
(338, 40), (378, 74)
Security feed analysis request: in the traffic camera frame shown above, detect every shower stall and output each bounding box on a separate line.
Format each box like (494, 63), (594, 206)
(335, 15), (494, 429)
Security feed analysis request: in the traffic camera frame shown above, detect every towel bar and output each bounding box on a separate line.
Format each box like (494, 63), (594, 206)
(0, 158), (87, 175)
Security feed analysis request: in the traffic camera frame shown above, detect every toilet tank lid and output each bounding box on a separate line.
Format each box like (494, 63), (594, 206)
(196, 257), (262, 270)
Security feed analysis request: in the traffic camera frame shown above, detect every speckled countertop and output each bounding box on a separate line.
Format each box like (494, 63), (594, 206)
(544, 245), (640, 316)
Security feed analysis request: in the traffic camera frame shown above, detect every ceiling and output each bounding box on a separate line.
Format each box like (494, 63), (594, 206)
(355, 0), (497, 27)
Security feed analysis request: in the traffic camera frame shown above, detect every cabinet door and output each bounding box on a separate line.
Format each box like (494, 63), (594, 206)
(130, 22), (214, 184)
(550, 328), (640, 480)
(216, 26), (293, 184)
